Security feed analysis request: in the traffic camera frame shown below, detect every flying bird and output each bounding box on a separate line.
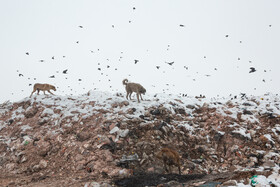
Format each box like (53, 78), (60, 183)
(134, 59), (139, 64)
(76, 41), (79, 44)
(179, 24), (185, 27)
(225, 35), (229, 37)
(52, 56), (54, 60)
(79, 25), (83, 28)
(19, 74), (23, 77)
(25, 52), (29, 55)
(63, 69), (68, 74)
(49, 75), (55, 78)
(156, 66), (160, 69)
(78, 79), (82, 81)
(39, 60), (44, 62)
(165, 61), (174, 66)
(98, 68), (101, 71)
(249, 67), (256, 73)
(133, 7), (136, 10)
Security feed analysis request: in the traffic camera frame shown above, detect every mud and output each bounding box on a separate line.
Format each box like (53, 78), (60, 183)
(114, 173), (206, 187)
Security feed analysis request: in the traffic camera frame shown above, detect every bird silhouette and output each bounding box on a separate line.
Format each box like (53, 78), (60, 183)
(79, 26), (83, 28)
(25, 52), (29, 55)
(63, 69), (68, 74)
(19, 74), (23, 77)
(249, 67), (256, 73)
(179, 24), (185, 27)
(156, 66), (160, 69)
(134, 60), (139, 64)
(166, 61), (174, 66)
(49, 75), (55, 78)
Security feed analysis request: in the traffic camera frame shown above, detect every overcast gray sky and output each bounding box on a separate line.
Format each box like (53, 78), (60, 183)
(0, 0), (279, 103)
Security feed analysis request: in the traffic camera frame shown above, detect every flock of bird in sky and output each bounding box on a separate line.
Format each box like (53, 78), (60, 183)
(14, 6), (273, 97)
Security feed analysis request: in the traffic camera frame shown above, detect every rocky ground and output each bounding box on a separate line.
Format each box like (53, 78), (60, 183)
(0, 91), (280, 186)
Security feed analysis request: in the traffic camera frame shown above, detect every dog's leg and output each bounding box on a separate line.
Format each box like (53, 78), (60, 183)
(140, 94), (144, 101)
(126, 92), (129, 100)
(163, 160), (168, 173)
(136, 93), (140, 103)
(48, 90), (54, 95)
(169, 165), (172, 174)
(30, 91), (35, 98)
(178, 165), (181, 175)
(129, 92), (132, 100)
(37, 89), (40, 95)
(43, 91), (46, 95)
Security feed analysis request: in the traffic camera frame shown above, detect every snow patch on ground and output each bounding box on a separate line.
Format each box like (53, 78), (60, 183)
(232, 127), (251, 139)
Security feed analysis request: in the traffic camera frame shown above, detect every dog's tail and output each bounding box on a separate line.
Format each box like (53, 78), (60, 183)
(122, 79), (128, 85)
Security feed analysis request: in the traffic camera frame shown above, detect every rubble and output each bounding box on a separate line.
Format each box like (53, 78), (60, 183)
(0, 91), (279, 186)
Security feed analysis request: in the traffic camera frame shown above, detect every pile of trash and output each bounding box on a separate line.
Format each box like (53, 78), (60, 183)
(0, 91), (279, 186)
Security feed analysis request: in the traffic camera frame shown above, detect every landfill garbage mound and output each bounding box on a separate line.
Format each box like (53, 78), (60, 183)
(0, 91), (280, 186)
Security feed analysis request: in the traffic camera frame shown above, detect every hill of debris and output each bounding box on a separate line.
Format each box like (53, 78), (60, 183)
(0, 91), (279, 186)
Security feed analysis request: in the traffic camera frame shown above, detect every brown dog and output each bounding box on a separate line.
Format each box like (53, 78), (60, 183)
(122, 79), (146, 103)
(156, 147), (181, 175)
(30, 83), (56, 98)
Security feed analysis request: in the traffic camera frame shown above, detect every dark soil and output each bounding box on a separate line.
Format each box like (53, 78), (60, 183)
(113, 173), (206, 187)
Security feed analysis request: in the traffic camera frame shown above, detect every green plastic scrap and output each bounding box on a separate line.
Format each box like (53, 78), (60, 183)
(24, 141), (29, 146)
(250, 175), (258, 186)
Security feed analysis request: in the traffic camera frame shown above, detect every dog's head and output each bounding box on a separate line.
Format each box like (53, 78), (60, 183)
(51, 85), (56, 91)
(140, 87), (146, 95)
